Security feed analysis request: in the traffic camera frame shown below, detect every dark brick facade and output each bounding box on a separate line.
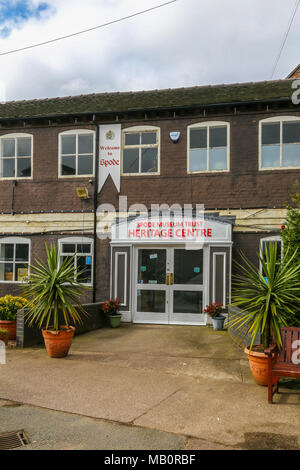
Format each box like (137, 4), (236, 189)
(0, 95), (299, 307)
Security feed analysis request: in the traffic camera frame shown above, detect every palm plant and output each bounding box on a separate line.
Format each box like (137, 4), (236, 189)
(230, 243), (300, 350)
(22, 242), (90, 331)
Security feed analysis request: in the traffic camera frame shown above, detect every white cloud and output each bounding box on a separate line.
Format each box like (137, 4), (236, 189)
(0, 0), (299, 101)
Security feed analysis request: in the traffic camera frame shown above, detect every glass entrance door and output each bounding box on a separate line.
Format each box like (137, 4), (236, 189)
(169, 248), (206, 324)
(134, 247), (207, 325)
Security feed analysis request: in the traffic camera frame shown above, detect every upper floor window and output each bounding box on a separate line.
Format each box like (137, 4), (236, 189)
(260, 117), (300, 169)
(59, 130), (95, 177)
(122, 126), (160, 175)
(188, 122), (230, 173)
(58, 237), (93, 285)
(0, 237), (30, 283)
(0, 133), (32, 179)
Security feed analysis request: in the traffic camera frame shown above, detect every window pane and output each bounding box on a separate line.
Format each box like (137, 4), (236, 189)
(17, 158), (31, 177)
(61, 256), (75, 280)
(189, 149), (207, 171)
(209, 147), (228, 170)
(77, 256), (92, 283)
(283, 122), (300, 144)
(78, 155), (93, 175)
(15, 244), (29, 262)
(76, 244), (91, 254)
(61, 135), (76, 155)
(0, 244), (14, 261)
(137, 290), (166, 313)
(141, 148), (158, 173)
(0, 263), (14, 281)
(262, 123), (280, 145)
(138, 249), (166, 285)
(190, 128), (207, 149)
(62, 244), (75, 253)
(261, 145), (280, 168)
(15, 264), (29, 282)
(141, 132), (157, 145)
(78, 134), (94, 154)
(173, 291), (203, 314)
(210, 126), (227, 148)
(282, 144), (300, 167)
(174, 249), (203, 285)
(3, 158), (15, 177)
(2, 139), (15, 157)
(17, 138), (31, 157)
(123, 148), (139, 173)
(125, 133), (139, 146)
(61, 156), (76, 175)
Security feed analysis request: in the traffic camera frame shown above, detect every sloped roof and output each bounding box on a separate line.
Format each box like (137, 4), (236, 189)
(0, 79), (295, 120)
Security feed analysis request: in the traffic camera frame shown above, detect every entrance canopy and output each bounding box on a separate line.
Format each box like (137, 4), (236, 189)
(111, 215), (232, 246)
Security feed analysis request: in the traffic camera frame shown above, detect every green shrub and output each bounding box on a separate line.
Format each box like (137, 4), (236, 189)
(0, 295), (28, 321)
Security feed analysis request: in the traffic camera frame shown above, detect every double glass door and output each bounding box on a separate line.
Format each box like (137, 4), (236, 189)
(134, 247), (207, 325)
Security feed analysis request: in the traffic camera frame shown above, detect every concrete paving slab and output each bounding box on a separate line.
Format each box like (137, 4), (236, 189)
(1, 348), (188, 423)
(71, 324), (242, 360)
(0, 402), (186, 450)
(1, 325), (299, 450)
(134, 378), (300, 448)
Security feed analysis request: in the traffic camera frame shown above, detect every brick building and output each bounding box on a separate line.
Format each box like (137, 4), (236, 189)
(0, 65), (300, 325)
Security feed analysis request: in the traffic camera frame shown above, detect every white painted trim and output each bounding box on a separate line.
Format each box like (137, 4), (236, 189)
(121, 125), (160, 176)
(259, 116), (300, 170)
(58, 129), (96, 178)
(0, 133), (33, 180)
(187, 121), (230, 174)
(212, 252), (227, 307)
(114, 251), (127, 306)
(0, 236), (31, 284)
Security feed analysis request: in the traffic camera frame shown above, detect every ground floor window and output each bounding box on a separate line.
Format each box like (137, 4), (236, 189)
(260, 236), (283, 273)
(0, 237), (30, 282)
(59, 237), (93, 285)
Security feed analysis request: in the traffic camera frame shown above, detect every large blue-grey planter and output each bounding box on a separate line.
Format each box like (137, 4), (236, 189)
(212, 315), (226, 331)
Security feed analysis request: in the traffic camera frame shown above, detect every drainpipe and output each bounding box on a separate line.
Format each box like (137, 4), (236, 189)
(92, 121), (99, 303)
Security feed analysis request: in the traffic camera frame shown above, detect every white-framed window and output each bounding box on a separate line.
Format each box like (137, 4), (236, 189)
(259, 116), (300, 169)
(122, 125), (160, 175)
(188, 121), (230, 173)
(0, 237), (30, 283)
(58, 237), (93, 285)
(259, 236), (283, 273)
(59, 129), (95, 177)
(0, 133), (33, 179)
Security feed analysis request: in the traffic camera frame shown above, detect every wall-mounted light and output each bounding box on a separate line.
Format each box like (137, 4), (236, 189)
(76, 188), (90, 200)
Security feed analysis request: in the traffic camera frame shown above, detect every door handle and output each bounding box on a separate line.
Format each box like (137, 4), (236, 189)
(170, 273), (174, 285)
(166, 274), (170, 285)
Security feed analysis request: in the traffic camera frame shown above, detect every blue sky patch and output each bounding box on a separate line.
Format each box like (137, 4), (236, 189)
(0, 1), (52, 37)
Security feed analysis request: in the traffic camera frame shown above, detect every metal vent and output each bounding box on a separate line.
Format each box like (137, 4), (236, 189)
(0, 430), (29, 450)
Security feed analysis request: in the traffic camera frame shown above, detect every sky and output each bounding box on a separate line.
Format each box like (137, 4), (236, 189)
(0, 0), (299, 102)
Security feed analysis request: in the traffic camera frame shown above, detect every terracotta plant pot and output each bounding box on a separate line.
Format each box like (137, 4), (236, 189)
(244, 346), (277, 386)
(0, 330), (8, 345)
(0, 320), (16, 340)
(42, 326), (75, 358)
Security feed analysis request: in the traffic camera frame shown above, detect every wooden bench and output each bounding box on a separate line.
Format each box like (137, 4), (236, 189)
(265, 327), (300, 403)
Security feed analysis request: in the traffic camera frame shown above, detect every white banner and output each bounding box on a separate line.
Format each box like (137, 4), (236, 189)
(98, 124), (121, 192)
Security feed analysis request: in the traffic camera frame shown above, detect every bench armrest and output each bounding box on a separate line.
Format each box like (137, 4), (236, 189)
(264, 343), (278, 355)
